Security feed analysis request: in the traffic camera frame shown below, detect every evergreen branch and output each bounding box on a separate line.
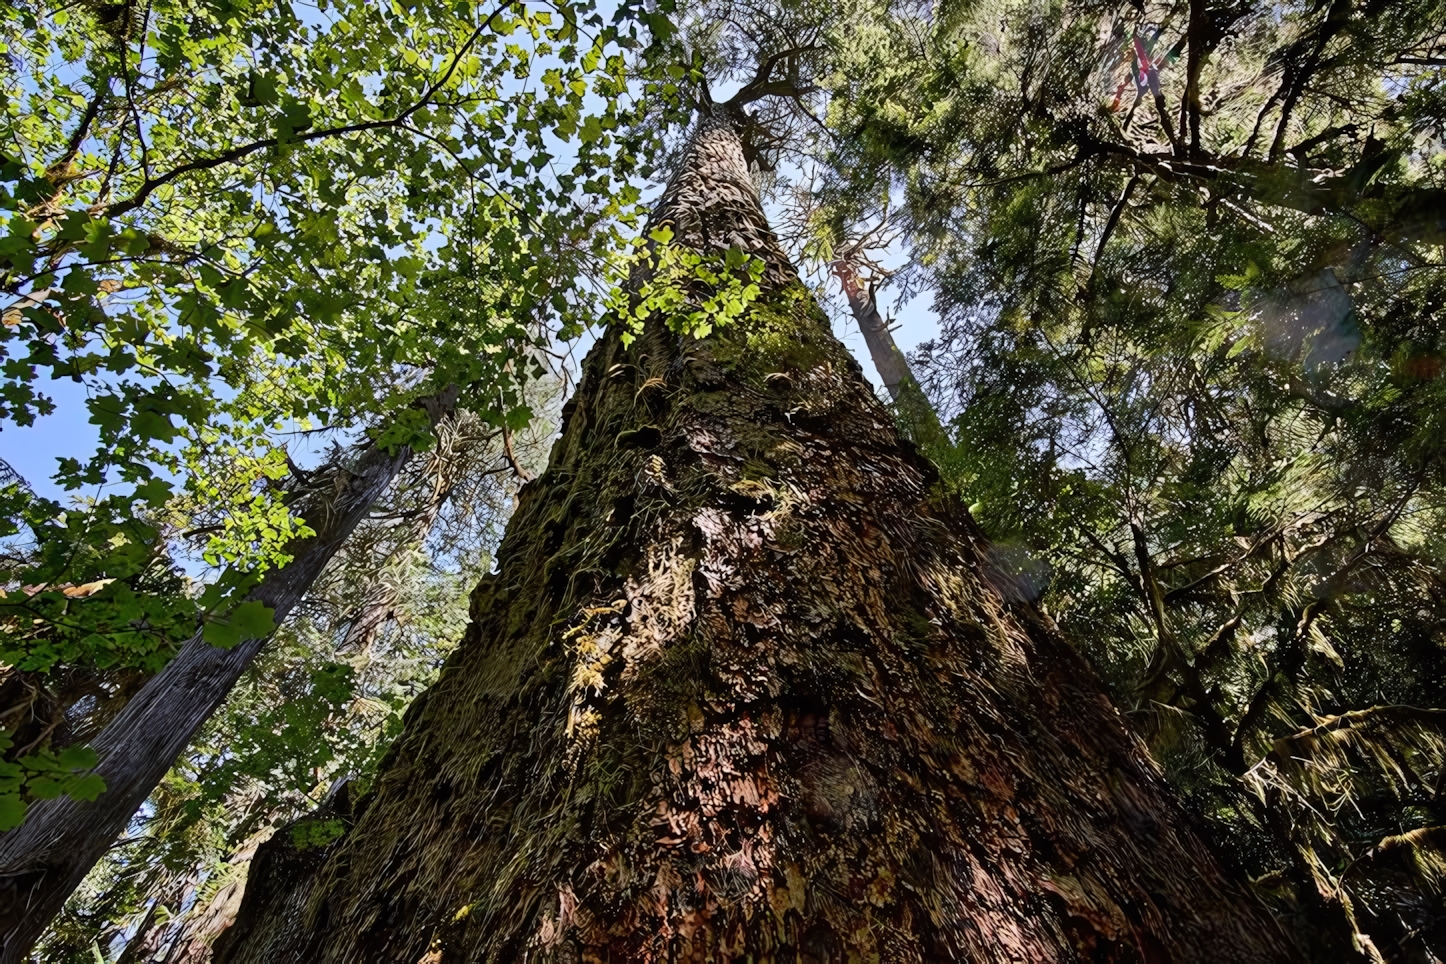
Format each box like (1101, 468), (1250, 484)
(1266, 0), (1353, 164)
(1270, 705), (1446, 757)
(1087, 136), (1446, 243)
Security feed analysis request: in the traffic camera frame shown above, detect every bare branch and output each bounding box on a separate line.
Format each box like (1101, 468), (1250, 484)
(723, 44), (819, 108)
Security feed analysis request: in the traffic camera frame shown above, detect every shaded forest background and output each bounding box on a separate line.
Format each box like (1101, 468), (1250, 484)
(0, 0), (1442, 958)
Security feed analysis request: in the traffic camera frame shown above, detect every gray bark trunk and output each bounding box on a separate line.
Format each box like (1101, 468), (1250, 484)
(0, 391), (455, 961)
(832, 261), (947, 449)
(832, 260), (913, 401)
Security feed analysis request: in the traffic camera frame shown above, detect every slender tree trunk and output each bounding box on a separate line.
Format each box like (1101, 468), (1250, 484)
(830, 260), (946, 452)
(161, 834), (268, 964)
(0, 391), (456, 962)
(338, 415), (494, 659)
(103, 421), (502, 963)
(215, 113), (1296, 963)
(831, 260), (914, 402)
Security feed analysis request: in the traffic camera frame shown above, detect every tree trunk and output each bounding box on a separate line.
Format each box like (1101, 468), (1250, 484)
(0, 391), (456, 962)
(832, 260), (914, 402)
(214, 113), (1295, 963)
(831, 260), (946, 451)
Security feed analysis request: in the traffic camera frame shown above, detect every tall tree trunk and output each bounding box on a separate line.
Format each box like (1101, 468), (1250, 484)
(0, 392), (456, 962)
(831, 260), (946, 450)
(832, 260), (913, 402)
(214, 113), (1295, 963)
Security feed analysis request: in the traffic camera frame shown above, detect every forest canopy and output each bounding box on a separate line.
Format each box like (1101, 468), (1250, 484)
(0, 0), (1443, 959)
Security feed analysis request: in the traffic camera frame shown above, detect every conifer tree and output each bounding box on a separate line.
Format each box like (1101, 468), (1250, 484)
(820, 0), (1446, 954)
(216, 99), (1294, 963)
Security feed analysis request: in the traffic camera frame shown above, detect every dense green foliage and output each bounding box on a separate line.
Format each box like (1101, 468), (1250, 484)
(0, 0), (644, 823)
(821, 0), (1446, 955)
(37, 408), (549, 962)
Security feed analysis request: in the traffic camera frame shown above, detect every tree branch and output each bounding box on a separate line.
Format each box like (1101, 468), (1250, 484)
(1182, 0), (1204, 157)
(48, 84), (107, 177)
(1266, 0), (1352, 163)
(1086, 135), (1446, 244)
(501, 423), (533, 482)
(1269, 704), (1446, 757)
(1232, 479), (1425, 768)
(724, 44), (819, 108)
(1082, 174), (1138, 299)
(102, 0), (517, 220)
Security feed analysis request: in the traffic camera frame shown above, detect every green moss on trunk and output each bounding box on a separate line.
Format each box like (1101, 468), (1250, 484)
(217, 117), (1295, 964)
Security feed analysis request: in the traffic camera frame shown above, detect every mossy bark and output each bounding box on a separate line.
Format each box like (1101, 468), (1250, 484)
(216, 115), (1295, 963)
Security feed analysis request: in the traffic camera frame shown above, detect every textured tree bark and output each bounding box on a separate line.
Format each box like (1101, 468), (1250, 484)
(0, 392), (455, 962)
(215, 113), (1297, 963)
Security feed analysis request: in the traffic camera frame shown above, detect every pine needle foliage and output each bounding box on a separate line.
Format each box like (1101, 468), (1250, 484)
(821, 0), (1446, 956)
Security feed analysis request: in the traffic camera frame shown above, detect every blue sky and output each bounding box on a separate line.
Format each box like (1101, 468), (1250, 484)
(1, 369), (98, 500)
